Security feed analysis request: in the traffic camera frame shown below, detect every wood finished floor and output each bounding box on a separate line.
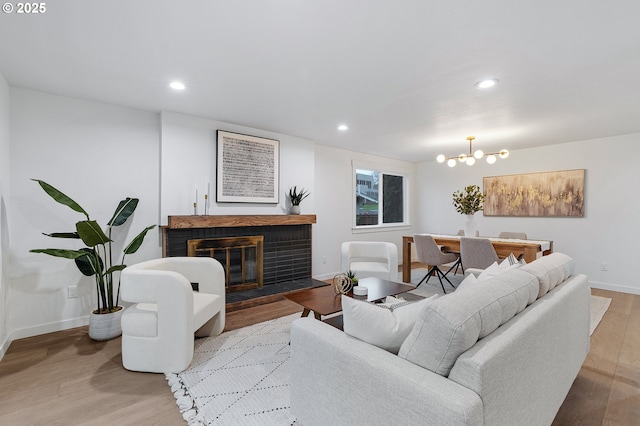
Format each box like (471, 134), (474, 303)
(0, 287), (638, 425)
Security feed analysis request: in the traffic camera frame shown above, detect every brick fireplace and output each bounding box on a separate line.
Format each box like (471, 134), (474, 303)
(162, 215), (319, 303)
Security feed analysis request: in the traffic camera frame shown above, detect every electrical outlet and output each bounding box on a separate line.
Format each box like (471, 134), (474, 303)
(67, 285), (78, 298)
(601, 263), (609, 272)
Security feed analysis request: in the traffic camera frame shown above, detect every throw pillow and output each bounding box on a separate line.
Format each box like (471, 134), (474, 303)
(504, 252), (527, 266)
(342, 294), (438, 354)
(454, 273), (478, 291)
(477, 260), (521, 281)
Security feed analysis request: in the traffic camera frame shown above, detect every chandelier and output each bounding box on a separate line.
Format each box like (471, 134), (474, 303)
(437, 136), (509, 167)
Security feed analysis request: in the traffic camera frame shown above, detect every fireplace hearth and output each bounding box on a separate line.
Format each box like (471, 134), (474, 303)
(162, 215), (318, 303)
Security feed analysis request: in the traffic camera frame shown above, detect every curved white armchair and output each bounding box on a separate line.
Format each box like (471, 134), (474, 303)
(120, 257), (226, 373)
(341, 241), (398, 281)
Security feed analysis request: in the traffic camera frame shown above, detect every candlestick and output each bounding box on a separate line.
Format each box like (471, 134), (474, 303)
(193, 202), (197, 215)
(204, 194), (209, 215)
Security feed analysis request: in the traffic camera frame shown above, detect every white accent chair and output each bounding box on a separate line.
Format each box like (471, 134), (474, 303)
(340, 241), (399, 281)
(120, 257), (226, 373)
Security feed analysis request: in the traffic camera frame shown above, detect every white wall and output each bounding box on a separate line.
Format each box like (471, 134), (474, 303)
(160, 112), (315, 222)
(416, 134), (640, 294)
(313, 144), (416, 279)
(7, 88), (161, 339)
(0, 73), (10, 357)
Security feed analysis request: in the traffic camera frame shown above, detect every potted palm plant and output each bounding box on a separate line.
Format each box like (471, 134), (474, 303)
(288, 186), (309, 214)
(30, 179), (156, 340)
(452, 185), (485, 237)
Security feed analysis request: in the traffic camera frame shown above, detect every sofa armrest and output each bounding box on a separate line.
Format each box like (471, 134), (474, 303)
(290, 318), (483, 426)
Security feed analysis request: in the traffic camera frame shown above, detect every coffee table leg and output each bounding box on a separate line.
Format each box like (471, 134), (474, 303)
(314, 312), (321, 320)
(301, 308), (311, 317)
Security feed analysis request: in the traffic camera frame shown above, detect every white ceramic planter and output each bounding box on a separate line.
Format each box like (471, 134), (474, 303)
(290, 205), (301, 215)
(464, 213), (477, 237)
(89, 307), (123, 341)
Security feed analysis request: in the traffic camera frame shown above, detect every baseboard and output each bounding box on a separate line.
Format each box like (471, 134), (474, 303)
(0, 334), (11, 361)
(9, 315), (89, 341)
(589, 280), (640, 295)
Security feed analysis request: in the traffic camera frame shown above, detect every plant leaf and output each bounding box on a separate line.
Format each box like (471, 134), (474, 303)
(107, 198), (139, 227)
(32, 179), (89, 220)
(76, 221), (111, 247)
(123, 225), (156, 254)
(74, 248), (102, 276)
(106, 264), (127, 275)
(29, 248), (89, 259)
(43, 232), (80, 239)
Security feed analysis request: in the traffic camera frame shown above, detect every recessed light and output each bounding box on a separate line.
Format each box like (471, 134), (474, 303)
(338, 124), (349, 131)
(475, 79), (498, 89)
(169, 81), (186, 90)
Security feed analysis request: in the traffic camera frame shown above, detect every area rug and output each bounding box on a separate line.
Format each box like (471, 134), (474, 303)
(167, 285), (611, 425)
(590, 295), (612, 335)
(166, 314), (299, 426)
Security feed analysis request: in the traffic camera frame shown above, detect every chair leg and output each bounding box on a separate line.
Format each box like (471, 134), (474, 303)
(437, 267), (456, 290)
(421, 265), (448, 294)
(417, 265), (457, 293)
(445, 257), (463, 277)
(415, 267), (432, 288)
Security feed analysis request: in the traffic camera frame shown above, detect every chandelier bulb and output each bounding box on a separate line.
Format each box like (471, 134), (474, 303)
(438, 136), (509, 167)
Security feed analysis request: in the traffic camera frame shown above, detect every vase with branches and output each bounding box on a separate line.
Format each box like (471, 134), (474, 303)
(452, 185), (485, 236)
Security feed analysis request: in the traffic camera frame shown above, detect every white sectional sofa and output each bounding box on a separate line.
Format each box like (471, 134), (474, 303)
(290, 253), (590, 426)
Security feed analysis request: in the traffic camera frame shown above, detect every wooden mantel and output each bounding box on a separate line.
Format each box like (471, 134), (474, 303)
(166, 214), (317, 229)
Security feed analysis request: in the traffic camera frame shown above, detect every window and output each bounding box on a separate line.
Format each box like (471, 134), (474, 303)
(355, 167), (407, 228)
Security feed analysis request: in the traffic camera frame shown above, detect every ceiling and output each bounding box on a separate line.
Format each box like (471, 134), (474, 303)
(1, 1), (639, 162)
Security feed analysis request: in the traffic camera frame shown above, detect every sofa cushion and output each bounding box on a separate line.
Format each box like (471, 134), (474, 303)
(398, 269), (539, 376)
(519, 252), (574, 298)
(342, 294), (438, 354)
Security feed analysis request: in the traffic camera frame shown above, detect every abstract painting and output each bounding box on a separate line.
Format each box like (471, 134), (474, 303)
(483, 169), (585, 217)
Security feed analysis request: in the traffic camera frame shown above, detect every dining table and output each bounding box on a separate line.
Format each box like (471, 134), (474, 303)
(401, 234), (553, 283)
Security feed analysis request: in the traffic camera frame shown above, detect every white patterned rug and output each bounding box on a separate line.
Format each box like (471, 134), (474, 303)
(167, 281), (611, 425)
(166, 313), (300, 425)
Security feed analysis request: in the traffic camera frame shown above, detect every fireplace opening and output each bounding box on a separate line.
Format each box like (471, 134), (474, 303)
(187, 236), (264, 293)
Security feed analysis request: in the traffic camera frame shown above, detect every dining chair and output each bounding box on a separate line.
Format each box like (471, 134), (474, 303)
(460, 237), (500, 270)
(413, 234), (458, 293)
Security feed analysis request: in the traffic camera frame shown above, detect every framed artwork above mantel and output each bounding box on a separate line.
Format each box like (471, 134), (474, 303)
(216, 130), (279, 203)
(483, 169), (585, 217)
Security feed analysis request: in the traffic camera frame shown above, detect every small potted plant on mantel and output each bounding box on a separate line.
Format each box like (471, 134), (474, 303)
(29, 180), (156, 341)
(288, 186), (309, 215)
(452, 184), (485, 237)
